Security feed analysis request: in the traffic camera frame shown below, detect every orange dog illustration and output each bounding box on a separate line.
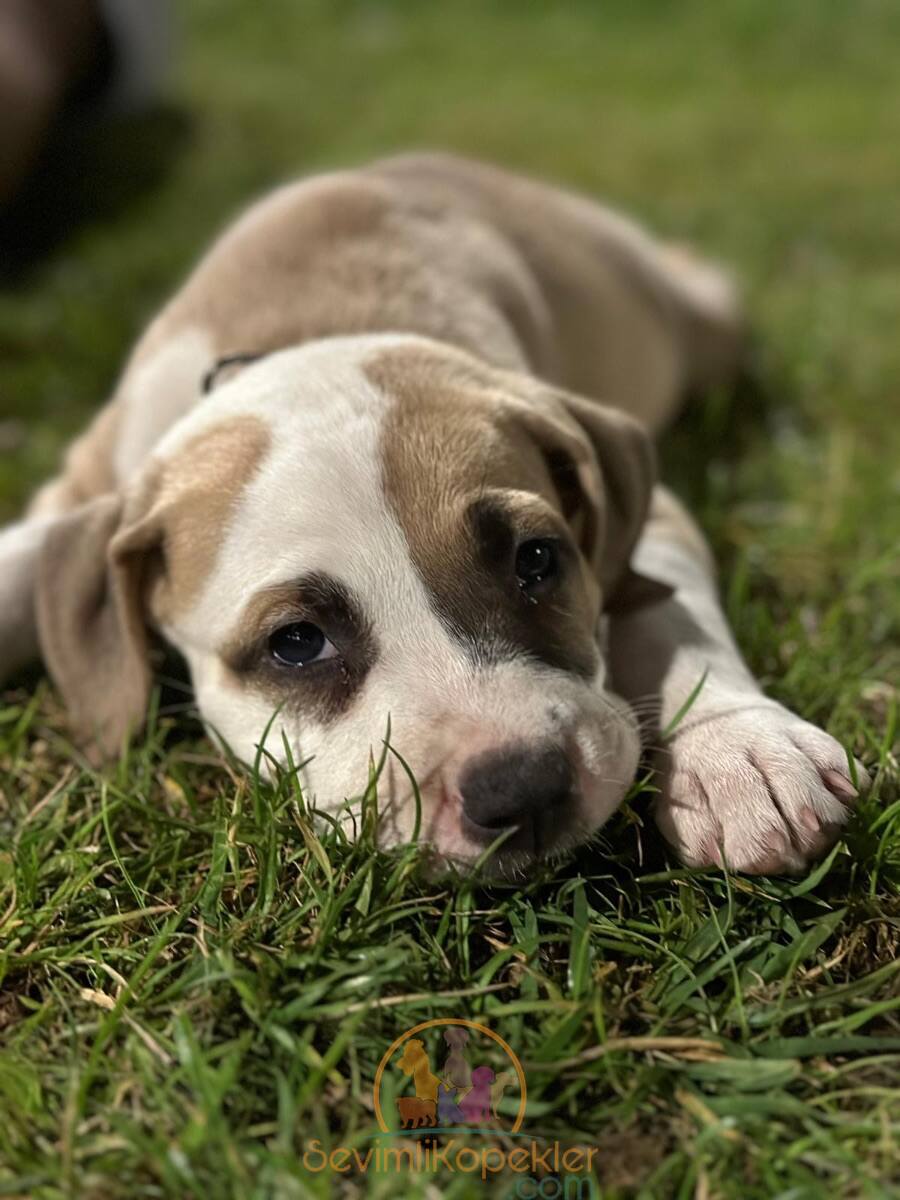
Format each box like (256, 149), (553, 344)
(397, 1038), (440, 1102)
(396, 1096), (437, 1129)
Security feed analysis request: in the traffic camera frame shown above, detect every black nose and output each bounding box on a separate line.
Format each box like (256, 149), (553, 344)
(459, 743), (574, 854)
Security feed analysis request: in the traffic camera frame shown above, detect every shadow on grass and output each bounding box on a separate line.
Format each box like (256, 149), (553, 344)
(660, 346), (787, 511)
(0, 104), (191, 285)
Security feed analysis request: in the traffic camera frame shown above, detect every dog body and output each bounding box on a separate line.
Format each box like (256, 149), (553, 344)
(396, 1038), (440, 1103)
(437, 1082), (466, 1126)
(0, 153), (865, 873)
(396, 1096), (436, 1130)
(458, 1065), (495, 1125)
(442, 1026), (472, 1095)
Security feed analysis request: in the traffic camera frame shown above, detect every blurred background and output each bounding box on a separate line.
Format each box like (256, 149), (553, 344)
(0, 0), (898, 721)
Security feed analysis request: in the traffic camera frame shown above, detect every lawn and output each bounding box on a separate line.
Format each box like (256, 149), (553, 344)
(1, 2), (899, 1197)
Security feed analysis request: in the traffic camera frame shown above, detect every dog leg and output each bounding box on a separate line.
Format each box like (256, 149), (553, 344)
(0, 514), (61, 680)
(609, 486), (868, 873)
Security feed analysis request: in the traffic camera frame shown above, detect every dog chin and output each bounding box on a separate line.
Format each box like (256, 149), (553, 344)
(416, 824), (593, 881)
(369, 721), (639, 878)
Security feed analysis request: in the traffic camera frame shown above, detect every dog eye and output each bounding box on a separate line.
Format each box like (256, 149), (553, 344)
(514, 538), (560, 590)
(268, 622), (337, 666)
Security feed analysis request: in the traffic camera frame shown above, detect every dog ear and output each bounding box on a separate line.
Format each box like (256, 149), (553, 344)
(603, 564), (674, 614)
(507, 381), (671, 610)
(35, 490), (163, 759)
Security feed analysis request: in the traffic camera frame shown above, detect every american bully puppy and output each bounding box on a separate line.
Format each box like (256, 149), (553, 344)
(0, 153), (867, 874)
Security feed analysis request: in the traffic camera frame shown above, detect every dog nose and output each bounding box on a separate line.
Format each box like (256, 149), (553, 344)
(459, 742), (573, 853)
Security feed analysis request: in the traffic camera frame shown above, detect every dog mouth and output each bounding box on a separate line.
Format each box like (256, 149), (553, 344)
(370, 706), (639, 874)
(459, 802), (579, 860)
(426, 821), (597, 882)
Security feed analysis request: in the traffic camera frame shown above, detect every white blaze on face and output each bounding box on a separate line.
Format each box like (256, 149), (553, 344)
(155, 335), (639, 864)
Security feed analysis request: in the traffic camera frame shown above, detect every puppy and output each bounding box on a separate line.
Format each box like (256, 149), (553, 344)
(0, 153), (867, 874)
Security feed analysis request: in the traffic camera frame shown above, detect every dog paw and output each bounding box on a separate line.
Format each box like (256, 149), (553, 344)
(653, 696), (869, 874)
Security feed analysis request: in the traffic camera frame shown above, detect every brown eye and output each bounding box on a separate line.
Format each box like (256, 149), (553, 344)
(515, 538), (560, 592)
(268, 622), (337, 667)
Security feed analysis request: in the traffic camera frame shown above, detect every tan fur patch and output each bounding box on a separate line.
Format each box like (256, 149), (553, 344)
(145, 415), (271, 621)
(29, 152), (742, 532)
(371, 153), (742, 427)
(367, 343), (601, 676)
(143, 170), (543, 376)
(27, 404), (122, 517)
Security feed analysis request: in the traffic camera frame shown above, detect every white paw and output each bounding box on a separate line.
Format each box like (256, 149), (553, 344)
(653, 695), (869, 874)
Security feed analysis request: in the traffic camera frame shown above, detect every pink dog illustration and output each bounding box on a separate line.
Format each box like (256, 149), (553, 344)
(458, 1065), (495, 1124)
(396, 1038), (440, 1102)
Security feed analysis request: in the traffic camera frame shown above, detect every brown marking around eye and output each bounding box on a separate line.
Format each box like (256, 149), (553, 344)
(366, 343), (600, 677)
(220, 573), (377, 724)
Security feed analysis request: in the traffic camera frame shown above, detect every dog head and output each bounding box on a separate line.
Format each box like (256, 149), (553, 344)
(443, 1027), (469, 1049)
(35, 334), (667, 874)
(397, 1039), (429, 1075)
(470, 1066), (495, 1086)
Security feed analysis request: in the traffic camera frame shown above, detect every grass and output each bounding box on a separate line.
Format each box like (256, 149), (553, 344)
(1, 1), (899, 1196)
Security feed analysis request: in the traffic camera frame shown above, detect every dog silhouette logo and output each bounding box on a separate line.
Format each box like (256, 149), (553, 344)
(441, 1026), (472, 1094)
(373, 1018), (526, 1134)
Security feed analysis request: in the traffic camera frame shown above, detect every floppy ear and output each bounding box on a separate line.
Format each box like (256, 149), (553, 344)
(554, 391), (674, 611)
(508, 382), (671, 609)
(35, 492), (162, 759)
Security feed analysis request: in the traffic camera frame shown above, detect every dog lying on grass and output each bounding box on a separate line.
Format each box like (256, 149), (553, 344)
(0, 153), (867, 875)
